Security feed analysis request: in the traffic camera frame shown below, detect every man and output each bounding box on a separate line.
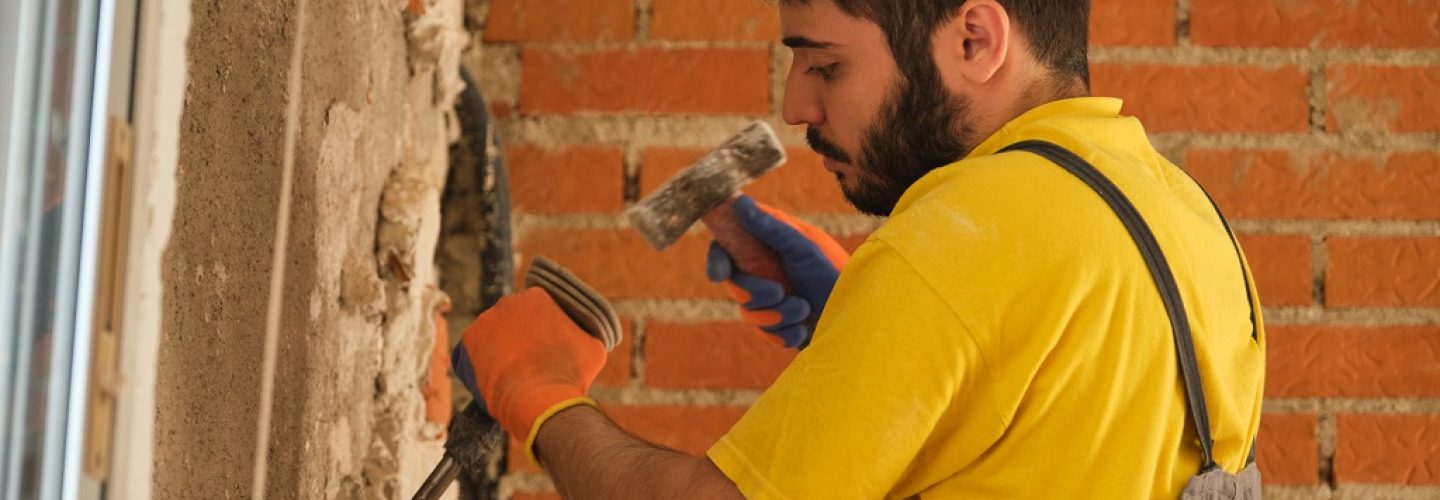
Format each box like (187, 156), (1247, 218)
(453, 0), (1265, 498)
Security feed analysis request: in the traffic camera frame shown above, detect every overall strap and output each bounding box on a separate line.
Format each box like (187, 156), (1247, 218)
(998, 140), (1237, 473)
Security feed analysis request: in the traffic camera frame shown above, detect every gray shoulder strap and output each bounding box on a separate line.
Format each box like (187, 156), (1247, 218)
(998, 140), (1258, 473)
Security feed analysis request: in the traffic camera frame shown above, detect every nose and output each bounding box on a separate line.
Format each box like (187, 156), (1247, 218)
(781, 63), (824, 127)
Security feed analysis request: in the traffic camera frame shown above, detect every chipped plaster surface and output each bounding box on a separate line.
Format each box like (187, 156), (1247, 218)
(156, 0), (466, 497)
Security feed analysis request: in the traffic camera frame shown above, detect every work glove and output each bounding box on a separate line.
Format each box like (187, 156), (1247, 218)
(705, 194), (849, 349)
(450, 288), (606, 462)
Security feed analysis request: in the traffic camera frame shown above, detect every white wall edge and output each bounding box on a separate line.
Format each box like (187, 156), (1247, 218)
(109, 0), (188, 497)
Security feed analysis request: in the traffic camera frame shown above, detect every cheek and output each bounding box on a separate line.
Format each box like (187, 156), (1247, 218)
(830, 75), (893, 154)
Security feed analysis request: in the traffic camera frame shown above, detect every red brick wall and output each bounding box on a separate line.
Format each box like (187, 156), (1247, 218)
(472, 0), (1440, 497)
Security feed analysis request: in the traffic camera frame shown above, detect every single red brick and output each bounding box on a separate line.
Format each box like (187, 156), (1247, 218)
(1335, 414), (1440, 485)
(1092, 64), (1310, 133)
(644, 322), (796, 389)
(1326, 237), (1440, 307)
(1234, 234), (1311, 306)
(520, 48), (770, 115)
(1090, 0), (1176, 46)
(651, 0), (779, 41)
(1192, 0), (1440, 49)
(508, 145), (625, 214)
(1186, 150), (1440, 221)
(1327, 65), (1440, 134)
(1266, 326), (1440, 398)
(484, 0), (634, 42)
(640, 147), (857, 214)
(517, 230), (724, 300)
(603, 405), (748, 456)
(1256, 414), (1319, 486)
(510, 492), (560, 500)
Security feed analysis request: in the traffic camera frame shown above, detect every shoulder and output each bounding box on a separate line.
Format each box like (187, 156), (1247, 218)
(872, 150), (1122, 271)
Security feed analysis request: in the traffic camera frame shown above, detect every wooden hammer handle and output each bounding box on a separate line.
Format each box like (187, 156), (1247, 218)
(701, 196), (792, 292)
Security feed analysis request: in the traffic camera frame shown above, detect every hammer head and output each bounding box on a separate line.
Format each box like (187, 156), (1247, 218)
(626, 121), (786, 250)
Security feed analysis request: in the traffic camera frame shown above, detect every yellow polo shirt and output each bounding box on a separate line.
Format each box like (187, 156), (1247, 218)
(708, 98), (1266, 499)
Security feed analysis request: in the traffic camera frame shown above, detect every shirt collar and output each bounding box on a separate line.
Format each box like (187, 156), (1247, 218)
(887, 97), (1124, 217)
(965, 97), (1124, 160)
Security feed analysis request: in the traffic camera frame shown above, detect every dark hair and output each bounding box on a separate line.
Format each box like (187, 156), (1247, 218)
(782, 0), (1091, 87)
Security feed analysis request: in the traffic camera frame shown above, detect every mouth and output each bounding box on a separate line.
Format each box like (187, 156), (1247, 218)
(821, 155), (849, 183)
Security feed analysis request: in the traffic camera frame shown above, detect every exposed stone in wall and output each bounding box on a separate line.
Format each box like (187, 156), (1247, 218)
(157, 0), (467, 497)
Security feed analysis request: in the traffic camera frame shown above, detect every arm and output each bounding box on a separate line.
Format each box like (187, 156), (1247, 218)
(535, 406), (743, 500)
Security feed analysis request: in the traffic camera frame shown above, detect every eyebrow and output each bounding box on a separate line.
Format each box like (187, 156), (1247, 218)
(781, 36), (839, 49)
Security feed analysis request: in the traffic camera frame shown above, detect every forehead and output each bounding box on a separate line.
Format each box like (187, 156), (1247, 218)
(778, 1), (885, 50)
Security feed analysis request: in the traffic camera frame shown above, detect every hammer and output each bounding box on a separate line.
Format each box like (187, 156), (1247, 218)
(627, 121), (790, 288)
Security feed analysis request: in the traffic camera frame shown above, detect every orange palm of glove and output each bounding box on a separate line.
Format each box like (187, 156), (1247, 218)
(454, 288), (607, 455)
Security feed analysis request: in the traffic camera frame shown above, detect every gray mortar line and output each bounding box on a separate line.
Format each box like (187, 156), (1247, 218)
(1308, 60), (1329, 134)
(1263, 485), (1333, 500)
(622, 145), (641, 203)
(1332, 485), (1440, 499)
(1311, 232), (1329, 308)
(630, 318), (647, 386)
(514, 211), (880, 234)
(613, 299), (738, 321)
(498, 115), (1440, 151)
(1261, 306), (1440, 327)
(515, 213), (630, 231)
(480, 41), (1440, 66)
(1089, 46), (1440, 66)
(515, 216), (1440, 238)
(633, 0), (653, 41)
(1318, 411), (1337, 488)
(1149, 132), (1440, 152)
(1264, 398), (1440, 414)
(590, 386), (763, 407)
(498, 40), (775, 51)
(1231, 220), (1440, 237)
(1175, 0), (1192, 47)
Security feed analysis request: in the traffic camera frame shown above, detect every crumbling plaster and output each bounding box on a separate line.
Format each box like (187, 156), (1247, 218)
(155, 0), (467, 497)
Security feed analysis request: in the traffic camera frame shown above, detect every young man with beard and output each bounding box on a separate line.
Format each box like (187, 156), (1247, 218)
(451, 0), (1265, 498)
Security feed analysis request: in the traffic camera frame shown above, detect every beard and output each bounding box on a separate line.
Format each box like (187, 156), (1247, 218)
(807, 67), (978, 217)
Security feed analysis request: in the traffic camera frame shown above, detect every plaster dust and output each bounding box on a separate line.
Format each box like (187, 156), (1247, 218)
(157, 0), (467, 498)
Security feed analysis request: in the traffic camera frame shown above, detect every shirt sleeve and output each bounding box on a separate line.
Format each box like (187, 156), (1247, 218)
(707, 240), (1007, 499)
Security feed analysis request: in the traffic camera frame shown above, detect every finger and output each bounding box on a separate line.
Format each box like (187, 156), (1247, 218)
(730, 195), (815, 260)
(754, 328), (787, 348)
(759, 295), (811, 327)
(762, 322), (810, 349)
(739, 307), (783, 328)
(705, 241), (734, 283)
(727, 271), (785, 309)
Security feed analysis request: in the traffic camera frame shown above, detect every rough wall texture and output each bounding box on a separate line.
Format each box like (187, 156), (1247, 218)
(156, 0), (467, 497)
(471, 1), (1440, 499)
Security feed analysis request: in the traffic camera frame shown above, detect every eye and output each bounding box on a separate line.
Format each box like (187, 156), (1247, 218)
(807, 63), (838, 80)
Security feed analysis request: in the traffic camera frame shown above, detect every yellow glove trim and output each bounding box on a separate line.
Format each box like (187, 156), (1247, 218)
(523, 396), (599, 468)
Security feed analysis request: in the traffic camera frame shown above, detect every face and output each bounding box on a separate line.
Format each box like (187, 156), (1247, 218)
(781, 1), (978, 216)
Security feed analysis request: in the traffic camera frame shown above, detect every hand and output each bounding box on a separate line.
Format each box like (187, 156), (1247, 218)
(705, 195), (849, 349)
(451, 288), (607, 458)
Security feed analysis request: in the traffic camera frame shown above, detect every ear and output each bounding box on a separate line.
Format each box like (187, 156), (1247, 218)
(934, 0), (1010, 85)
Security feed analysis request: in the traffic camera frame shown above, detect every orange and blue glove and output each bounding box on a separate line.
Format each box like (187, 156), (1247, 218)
(706, 195), (849, 349)
(450, 288), (606, 462)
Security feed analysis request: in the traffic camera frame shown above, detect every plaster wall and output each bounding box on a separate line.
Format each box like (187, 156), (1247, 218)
(154, 0), (467, 497)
